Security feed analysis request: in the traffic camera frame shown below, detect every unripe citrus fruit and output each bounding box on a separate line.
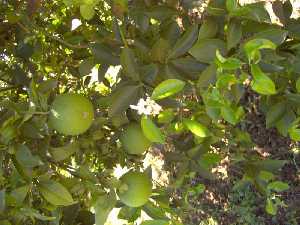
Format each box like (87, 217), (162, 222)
(49, 93), (94, 135)
(117, 171), (152, 207)
(120, 123), (151, 155)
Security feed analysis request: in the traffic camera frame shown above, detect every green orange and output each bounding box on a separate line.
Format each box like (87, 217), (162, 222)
(117, 171), (152, 207)
(49, 93), (94, 135)
(120, 123), (151, 155)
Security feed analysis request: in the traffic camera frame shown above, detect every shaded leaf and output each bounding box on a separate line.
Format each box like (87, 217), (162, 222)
(168, 24), (199, 59)
(38, 180), (75, 206)
(198, 18), (218, 40)
(50, 142), (80, 162)
(251, 29), (288, 45)
(190, 39), (226, 63)
(266, 101), (287, 128)
(95, 192), (116, 225)
(121, 47), (140, 81)
(109, 84), (141, 117)
(227, 19), (242, 50)
(16, 144), (43, 168)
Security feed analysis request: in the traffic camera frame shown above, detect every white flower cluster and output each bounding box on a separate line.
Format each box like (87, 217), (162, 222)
(130, 97), (162, 116)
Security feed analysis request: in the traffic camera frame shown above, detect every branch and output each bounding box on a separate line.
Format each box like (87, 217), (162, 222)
(0, 86), (19, 92)
(50, 36), (89, 49)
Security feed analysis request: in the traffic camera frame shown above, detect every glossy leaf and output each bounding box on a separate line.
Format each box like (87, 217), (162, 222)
(141, 116), (165, 144)
(244, 38), (276, 62)
(251, 64), (276, 95)
(266, 198), (277, 215)
(183, 119), (210, 138)
(151, 79), (185, 100)
(267, 181), (289, 192)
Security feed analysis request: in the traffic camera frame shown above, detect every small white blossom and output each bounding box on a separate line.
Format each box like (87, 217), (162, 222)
(130, 97), (162, 116)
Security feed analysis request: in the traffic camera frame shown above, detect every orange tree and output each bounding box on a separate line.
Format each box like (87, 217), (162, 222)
(0, 0), (299, 224)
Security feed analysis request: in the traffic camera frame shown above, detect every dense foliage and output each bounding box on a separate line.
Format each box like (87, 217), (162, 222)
(0, 0), (300, 224)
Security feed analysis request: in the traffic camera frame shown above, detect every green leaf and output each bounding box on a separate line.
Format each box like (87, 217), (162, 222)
(276, 110), (296, 137)
(198, 18), (218, 40)
(0, 190), (5, 213)
(38, 180), (75, 206)
(20, 207), (56, 221)
(197, 64), (217, 89)
(221, 105), (244, 125)
(216, 74), (238, 89)
(226, 0), (238, 12)
(250, 64), (276, 95)
(227, 19), (242, 50)
(183, 119), (210, 138)
(215, 50), (242, 70)
(140, 220), (169, 225)
(142, 201), (168, 220)
(158, 109), (174, 124)
(289, 121), (300, 141)
(244, 38), (276, 62)
(15, 144), (43, 168)
(199, 153), (222, 169)
(189, 39), (226, 63)
(252, 159), (287, 172)
(79, 58), (95, 77)
(151, 79), (185, 100)
(91, 44), (120, 65)
(150, 38), (171, 63)
(258, 170), (274, 182)
(10, 185), (30, 205)
(267, 181), (289, 192)
(109, 84), (141, 117)
(141, 116), (165, 144)
(120, 47), (140, 81)
(80, 4), (95, 20)
(296, 77), (300, 93)
(50, 142), (80, 162)
(95, 192), (116, 225)
(266, 198), (277, 215)
(251, 29), (288, 45)
(168, 24), (199, 59)
(265, 101), (286, 128)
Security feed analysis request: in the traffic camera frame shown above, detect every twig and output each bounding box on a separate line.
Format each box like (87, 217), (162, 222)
(17, 22), (31, 33)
